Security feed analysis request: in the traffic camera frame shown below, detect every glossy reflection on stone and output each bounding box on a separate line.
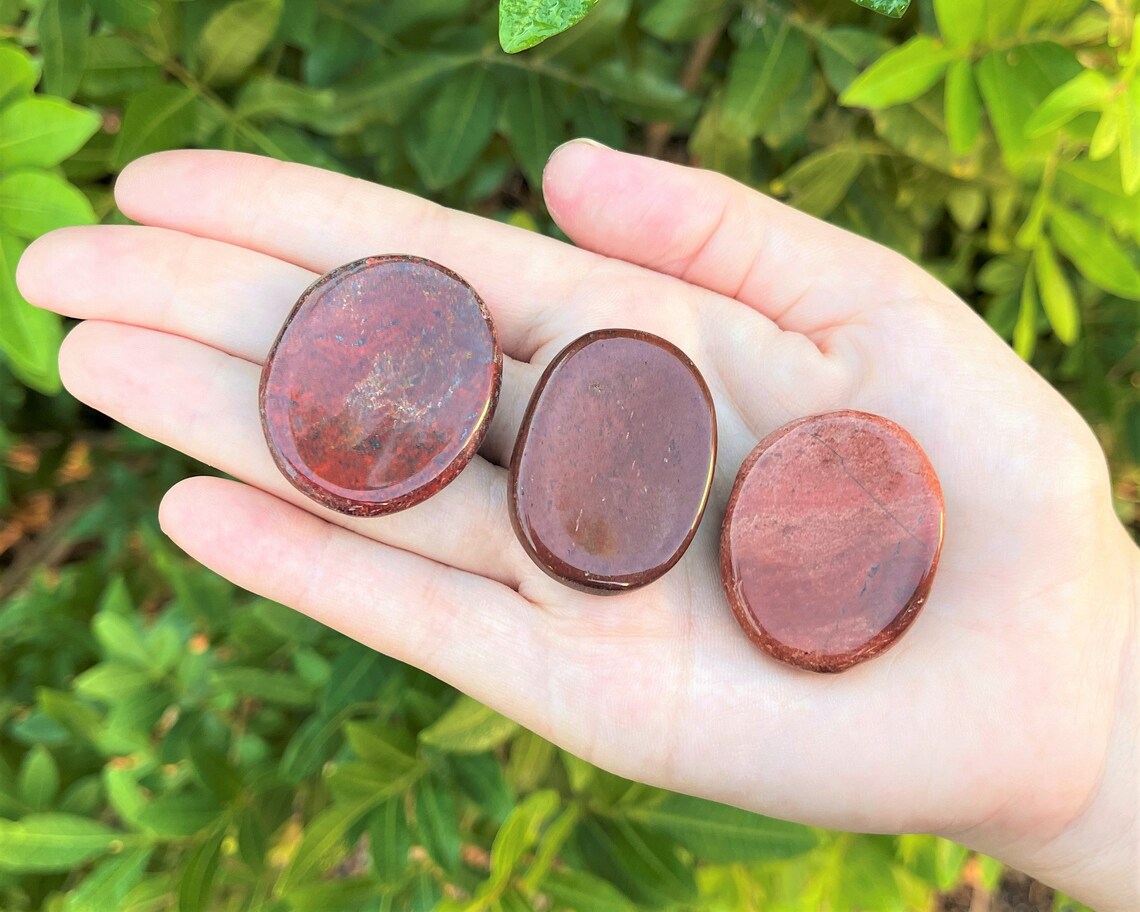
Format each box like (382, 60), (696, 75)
(259, 255), (501, 516)
(721, 411), (944, 673)
(510, 329), (716, 594)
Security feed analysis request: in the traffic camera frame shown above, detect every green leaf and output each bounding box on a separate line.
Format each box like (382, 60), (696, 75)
(1014, 266), (1038, 360)
(369, 798), (412, 885)
(489, 790), (560, 887)
(0, 169), (97, 238)
(407, 68), (497, 190)
(135, 790), (224, 838)
(1034, 239), (1079, 344)
(0, 233), (63, 393)
(280, 708), (352, 785)
(542, 869), (638, 912)
(1089, 103), (1122, 161)
(640, 0), (728, 42)
(279, 797), (384, 891)
(18, 745), (60, 810)
(1026, 70), (1113, 137)
(327, 53), (472, 134)
(772, 146), (865, 218)
(419, 695), (519, 754)
(577, 816), (697, 906)
(815, 27), (892, 95)
(90, 0), (158, 29)
(111, 84), (198, 170)
(944, 60), (981, 156)
(74, 662), (155, 702)
(451, 753), (515, 824)
(1050, 208), (1140, 299)
(344, 721), (419, 775)
(177, 826), (224, 912)
(1118, 83), (1140, 196)
(841, 36), (954, 109)
(521, 805), (580, 890)
(39, 0), (91, 99)
(198, 0), (283, 86)
(499, 0), (598, 54)
(0, 97), (99, 171)
(501, 73), (563, 188)
(722, 18), (810, 137)
(506, 730), (556, 793)
(848, 0), (909, 17)
(626, 794), (819, 863)
(0, 814), (127, 872)
(0, 46), (38, 105)
(208, 667), (315, 706)
(414, 775), (461, 872)
(933, 0), (984, 50)
(65, 846), (153, 912)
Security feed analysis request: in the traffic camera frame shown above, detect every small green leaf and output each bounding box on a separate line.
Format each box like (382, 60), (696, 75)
(772, 146), (865, 218)
(0, 46), (38, 105)
(0, 814), (127, 872)
(1014, 266), (1038, 360)
(74, 663), (154, 702)
(39, 0), (91, 99)
(419, 695), (519, 754)
(841, 36), (954, 109)
(177, 826), (224, 912)
(848, 0), (910, 17)
(576, 816), (696, 906)
(506, 730), (556, 793)
(279, 798), (384, 891)
(414, 775), (461, 872)
(1026, 70), (1113, 137)
(208, 667), (314, 706)
(0, 233), (63, 393)
(65, 846), (153, 912)
(815, 27), (892, 95)
(0, 98), (97, 170)
(90, 0), (158, 29)
(489, 790), (560, 887)
(18, 745), (60, 810)
(944, 60), (981, 155)
(407, 68), (497, 190)
(135, 790), (223, 838)
(1034, 239), (1079, 344)
(280, 708), (352, 785)
(1051, 208), (1140, 299)
(451, 753), (515, 824)
(722, 18), (810, 137)
(933, 0), (984, 50)
(1089, 103), (1122, 161)
(344, 721), (419, 775)
(111, 84), (197, 170)
(369, 798), (412, 885)
(625, 794), (819, 863)
(0, 169), (97, 238)
(198, 0), (283, 86)
(1118, 83), (1140, 195)
(498, 0), (598, 54)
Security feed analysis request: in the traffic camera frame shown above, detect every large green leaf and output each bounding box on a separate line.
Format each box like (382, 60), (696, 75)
(0, 169), (97, 238)
(501, 73), (565, 188)
(419, 695), (519, 754)
(0, 814), (131, 872)
(499, 0), (598, 54)
(1025, 70), (1113, 138)
(625, 794), (819, 863)
(38, 0), (91, 99)
(0, 232), (63, 393)
(841, 35), (954, 109)
(64, 846), (153, 912)
(0, 98), (99, 171)
(542, 869), (638, 912)
(198, 0), (283, 86)
(111, 84), (197, 170)
(576, 816), (697, 906)
(722, 18), (810, 137)
(178, 827), (225, 912)
(1050, 208), (1140, 300)
(407, 68), (497, 190)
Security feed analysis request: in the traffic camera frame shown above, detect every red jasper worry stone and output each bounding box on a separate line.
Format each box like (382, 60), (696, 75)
(720, 410), (944, 673)
(509, 329), (716, 594)
(259, 256), (501, 516)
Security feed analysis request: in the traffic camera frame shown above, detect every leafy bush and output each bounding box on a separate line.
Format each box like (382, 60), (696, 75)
(0, 0), (1135, 909)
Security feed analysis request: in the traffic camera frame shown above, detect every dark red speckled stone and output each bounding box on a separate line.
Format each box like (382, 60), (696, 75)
(510, 329), (716, 594)
(259, 256), (501, 516)
(721, 411), (944, 673)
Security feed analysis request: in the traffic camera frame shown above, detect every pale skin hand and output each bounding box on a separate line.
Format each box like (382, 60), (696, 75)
(16, 142), (1139, 910)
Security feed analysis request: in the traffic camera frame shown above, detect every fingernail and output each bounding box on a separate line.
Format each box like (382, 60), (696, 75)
(547, 137), (610, 165)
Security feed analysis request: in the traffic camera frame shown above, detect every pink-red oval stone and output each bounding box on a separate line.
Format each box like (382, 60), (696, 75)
(721, 411), (944, 673)
(259, 256), (501, 516)
(510, 329), (716, 594)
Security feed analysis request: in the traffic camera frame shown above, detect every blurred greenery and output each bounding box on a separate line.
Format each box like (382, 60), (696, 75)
(0, 0), (1136, 909)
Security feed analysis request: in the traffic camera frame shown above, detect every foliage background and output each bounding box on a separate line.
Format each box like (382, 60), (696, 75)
(0, 0), (1137, 908)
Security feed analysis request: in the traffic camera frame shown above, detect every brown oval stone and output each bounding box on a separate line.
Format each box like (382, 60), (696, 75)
(720, 410), (944, 673)
(509, 329), (716, 594)
(259, 255), (501, 516)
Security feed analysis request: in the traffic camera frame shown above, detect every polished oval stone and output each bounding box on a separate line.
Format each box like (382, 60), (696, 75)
(510, 329), (716, 593)
(259, 255), (501, 516)
(720, 410), (943, 673)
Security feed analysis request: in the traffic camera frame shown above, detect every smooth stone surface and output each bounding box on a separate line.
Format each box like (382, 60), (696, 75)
(720, 410), (943, 673)
(260, 255), (501, 516)
(510, 330), (717, 594)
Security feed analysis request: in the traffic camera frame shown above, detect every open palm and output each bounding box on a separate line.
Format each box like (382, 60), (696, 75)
(17, 143), (1137, 904)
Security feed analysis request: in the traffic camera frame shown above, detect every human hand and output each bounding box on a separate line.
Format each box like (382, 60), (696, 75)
(17, 142), (1139, 909)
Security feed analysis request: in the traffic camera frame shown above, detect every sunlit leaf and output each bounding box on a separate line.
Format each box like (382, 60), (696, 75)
(499, 0), (598, 53)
